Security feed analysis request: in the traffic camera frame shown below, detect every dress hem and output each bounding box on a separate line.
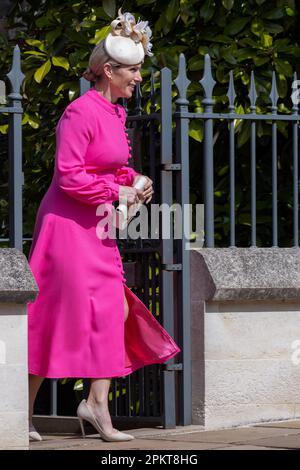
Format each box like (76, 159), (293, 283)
(28, 349), (180, 379)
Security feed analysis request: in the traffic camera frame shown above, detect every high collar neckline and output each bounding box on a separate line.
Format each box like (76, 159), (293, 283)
(89, 87), (121, 114)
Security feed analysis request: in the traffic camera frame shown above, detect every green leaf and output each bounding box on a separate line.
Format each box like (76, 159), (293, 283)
(60, 378), (69, 385)
(239, 37), (260, 48)
(69, 89), (76, 101)
(73, 379), (83, 391)
(23, 50), (47, 57)
(90, 25), (111, 44)
(261, 33), (272, 48)
(200, 0), (215, 22)
(22, 114), (29, 125)
(277, 120), (288, 138)
(277, 74), (287, 98)
(81, 19), (97, 29)
(274, 59), (293, 77)
(237, 121), (251, 148)
(221, 46), (237, 65)
(238, 213), (251, 226)
(154, 13), (164, 33)
(236, 48), (255, 62)
(102, 0), (116, 18)
(25, 39), (46, 52)
(66, 29), (88, 46)
(218, 164), (229, 176)
(136, 0), (156, 4)
(27, 116), (40, 129)
(198, 46), (210, 56)
(189, 120), (203, 142)
(46, 29), (62, 45)
(222, 0), (234, 10)
(0, 125), (8, 134)
(257, 120), (265, 138)
(210, 34), (232, 44)
(68, 51), (82, 67)
(35, 16), (53, 28)
(253, 56), (270, 66)
(285, 6), (295, 17)
(273, 38), (291, 53)
(251, 19), (264, 37)
(289, 47), (300, 58)
(166, 0), (179, 23)
(216, 64), (226, 82)
(263, 21), (284, 34)
(224, 17), (250, 36)
(54, 81), (74, 95)
(52, 56), (70, 70)
(263, 8), (284, 20)
(188, 56), (203, 71)
(34, 59), (51, 83)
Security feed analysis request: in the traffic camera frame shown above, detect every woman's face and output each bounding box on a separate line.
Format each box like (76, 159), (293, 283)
(109, 63), (143, 99)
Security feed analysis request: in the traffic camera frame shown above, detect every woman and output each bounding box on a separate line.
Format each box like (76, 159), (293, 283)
(27, 10), (180, 443)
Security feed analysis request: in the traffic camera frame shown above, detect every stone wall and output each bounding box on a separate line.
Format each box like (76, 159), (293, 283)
(191, 247), (300, 429)
(0, 249), (38, 449)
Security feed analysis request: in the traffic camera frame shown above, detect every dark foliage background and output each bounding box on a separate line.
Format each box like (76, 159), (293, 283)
(0, 0), (299, 248)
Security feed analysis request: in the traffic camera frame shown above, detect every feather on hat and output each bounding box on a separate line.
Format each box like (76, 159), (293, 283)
(104, 8), (153, 65)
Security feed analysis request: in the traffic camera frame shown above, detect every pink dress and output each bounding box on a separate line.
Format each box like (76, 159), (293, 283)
(27, 87), (180, 378)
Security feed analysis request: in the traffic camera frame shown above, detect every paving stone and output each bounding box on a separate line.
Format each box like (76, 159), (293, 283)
(126, 425), (205, 438)
(140, 428), (300, 444)
(215, 445), (286, 450)
(243, 434), (300, 449)
(254, 421), (300, 429)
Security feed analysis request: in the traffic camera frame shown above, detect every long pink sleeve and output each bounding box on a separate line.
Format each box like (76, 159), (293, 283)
(115, 166), (140, 186)
(54, 104), (120, 205)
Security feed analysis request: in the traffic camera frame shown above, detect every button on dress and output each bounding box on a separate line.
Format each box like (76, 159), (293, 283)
(27, 87), (180, 378)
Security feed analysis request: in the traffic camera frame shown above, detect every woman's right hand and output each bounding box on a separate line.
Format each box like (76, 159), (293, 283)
(119, 186), (142, 206)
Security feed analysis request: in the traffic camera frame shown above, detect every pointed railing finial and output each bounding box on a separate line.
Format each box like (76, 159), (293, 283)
(200, 54), (216, 110)
(6, 45), (25, 103)
(248, 71), (257, 113)
(226, 70), (236, 113)
(269, 71), (279, 114)
(174, 53), (190, 106)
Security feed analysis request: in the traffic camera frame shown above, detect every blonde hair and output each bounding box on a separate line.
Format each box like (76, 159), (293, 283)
(82, 40), (120, 82)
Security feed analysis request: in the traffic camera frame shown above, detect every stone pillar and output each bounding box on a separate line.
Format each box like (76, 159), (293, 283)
(191, 247), (300, 430)
(0, 249), (38, 450)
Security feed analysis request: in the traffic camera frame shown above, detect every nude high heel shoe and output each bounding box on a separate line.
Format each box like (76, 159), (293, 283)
(77, 399), (134, 442)
(29, 424), (43, 441)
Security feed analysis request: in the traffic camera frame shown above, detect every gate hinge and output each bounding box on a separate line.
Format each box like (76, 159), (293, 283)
(162, 263), (182, 271)
(163, 363), (183, 371)
(161, 163), (181, 171)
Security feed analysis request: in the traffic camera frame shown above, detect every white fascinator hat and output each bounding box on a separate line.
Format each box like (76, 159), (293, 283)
(104, 8), (153, 65)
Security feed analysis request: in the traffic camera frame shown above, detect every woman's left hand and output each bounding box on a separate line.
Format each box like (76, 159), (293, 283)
(133, 175), (154, 204)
